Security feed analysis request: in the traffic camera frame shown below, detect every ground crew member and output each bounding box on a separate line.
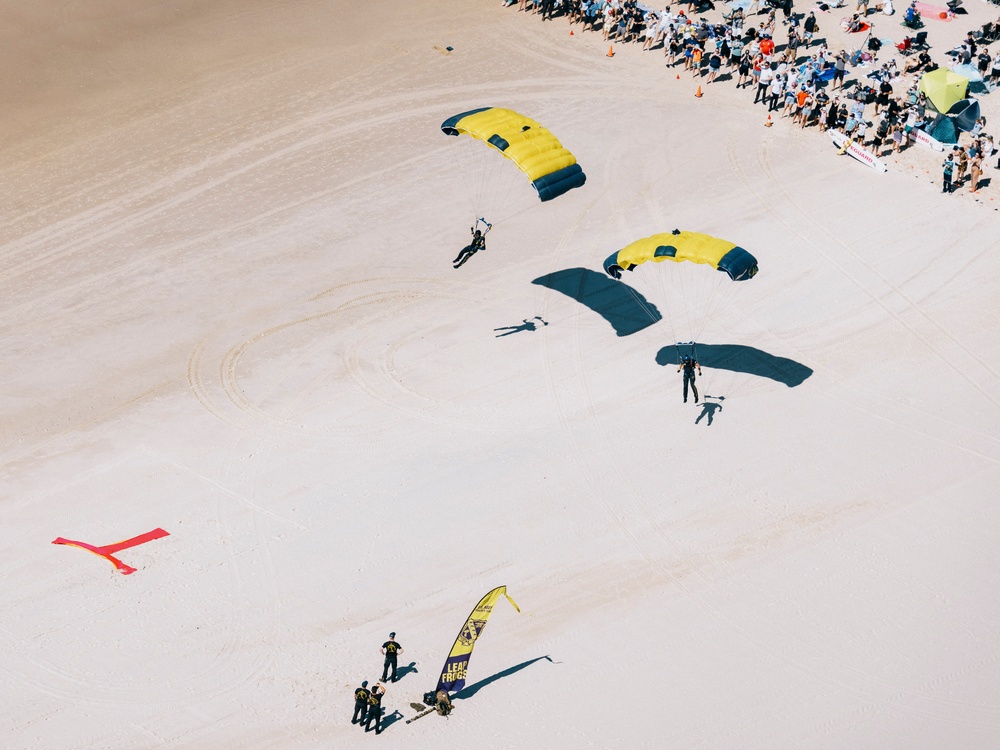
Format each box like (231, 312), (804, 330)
(365, 682), (385, 734)
(352, 680), (370, 725)
(381, 633), (403, 683)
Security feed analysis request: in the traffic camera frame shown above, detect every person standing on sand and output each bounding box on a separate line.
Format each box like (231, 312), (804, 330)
(890, 122), (903, 153)
(755, 62), (773, 104)
(707, 51), (722, 82)
(969, 153), (983, 193)
(381, 632), (403, 683)
(736, 48), (752, 87)
(803, 11), (818, 46)
(785, 29), (800, 63)
(942, 154), (955, 194)
(353, 681), (371, 725)
(981, 135), (994, 166)
(826, 97), (840, 131)
(365, 683), (386, 734)
(871, 116), (888, 155)
(667, 34), (681, 66)
(691, 43), (704, 77)
(832, 51), (847, 91)
(955, 147), (968, 187)
(769, 73), (784, 112)
(874, 79), (892, 116)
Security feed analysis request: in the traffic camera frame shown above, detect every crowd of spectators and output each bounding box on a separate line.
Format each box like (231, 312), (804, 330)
(504, 0), (1000, 194)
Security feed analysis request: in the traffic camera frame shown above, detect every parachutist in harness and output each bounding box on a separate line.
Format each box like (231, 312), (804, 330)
(678, 355), (703, 404)
(453, 218), (492, 269)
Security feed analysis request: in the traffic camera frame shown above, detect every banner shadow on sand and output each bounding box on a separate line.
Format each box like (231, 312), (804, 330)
(453, 656), (554, 701)
(656, 344), (813, 387)
(532, 268), (660, 336)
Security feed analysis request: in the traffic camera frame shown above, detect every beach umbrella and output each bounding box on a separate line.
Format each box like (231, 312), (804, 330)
(918, 68), (970, 114)
(952, 99), (981, 132)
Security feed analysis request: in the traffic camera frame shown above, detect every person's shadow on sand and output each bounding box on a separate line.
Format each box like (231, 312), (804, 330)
(394, 662), (418, 681)
(695, 396), (724, 425)
(380, 710), (404, 732)
(495, 316), (548, 337)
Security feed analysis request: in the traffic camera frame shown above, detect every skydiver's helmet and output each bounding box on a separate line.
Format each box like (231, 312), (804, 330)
(474, 230), (482, 237)
(682, 356), (691, 364)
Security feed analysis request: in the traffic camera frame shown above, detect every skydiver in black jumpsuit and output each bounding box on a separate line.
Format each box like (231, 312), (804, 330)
(678, 355), (702, 404)
(453, 224), (489, 268)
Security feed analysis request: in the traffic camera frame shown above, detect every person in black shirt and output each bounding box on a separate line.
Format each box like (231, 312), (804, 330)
(875, 79), (892, 115)
(352, 680), (370, 725)
(871, 116), (890, 155)
(803, 11), (817, 46)
(381, 632), (403, 683)
(885, 95), (901, 121)
(365, 683), (386, 734)
(677, 355), (703, 404)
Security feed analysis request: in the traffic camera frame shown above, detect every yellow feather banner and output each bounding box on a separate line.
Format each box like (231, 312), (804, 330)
(435, 585), (520, 692)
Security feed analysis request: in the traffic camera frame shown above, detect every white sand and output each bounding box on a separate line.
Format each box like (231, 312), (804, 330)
(2, 0), (999, 747)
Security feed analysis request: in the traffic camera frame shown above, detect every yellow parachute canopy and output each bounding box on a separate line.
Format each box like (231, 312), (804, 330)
(441, 108), (586, 201)
(604, 230), (758, 282)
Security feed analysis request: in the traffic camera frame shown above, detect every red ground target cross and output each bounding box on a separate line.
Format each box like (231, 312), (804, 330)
(52, 528), (170, 575)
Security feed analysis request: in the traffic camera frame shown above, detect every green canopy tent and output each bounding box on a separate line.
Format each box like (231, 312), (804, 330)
(918, 68), (970, 114)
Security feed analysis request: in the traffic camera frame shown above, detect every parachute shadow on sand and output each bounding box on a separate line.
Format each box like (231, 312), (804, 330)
(453, 656), (554, 702)
(532, 268), (660, 337)
(656, 344), (813, 387)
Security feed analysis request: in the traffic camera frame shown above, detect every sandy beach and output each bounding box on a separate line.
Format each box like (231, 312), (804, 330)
(2, 1), (999, 747)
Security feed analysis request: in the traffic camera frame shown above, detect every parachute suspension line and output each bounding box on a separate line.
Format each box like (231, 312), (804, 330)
(674, 340), (698, 360)
(675, 259), (696, 342)
(450, 139), (536, 229)
(450, 139), (484, 223)
(443, 107), (586, 231)
(696, 277), (738, 342)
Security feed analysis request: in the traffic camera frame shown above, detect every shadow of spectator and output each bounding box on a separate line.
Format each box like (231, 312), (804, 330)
(532, 268), (660, 336)
(380, 709), (404, 732)
(394, 661), (418, 682)
(656, 343), (812, 386)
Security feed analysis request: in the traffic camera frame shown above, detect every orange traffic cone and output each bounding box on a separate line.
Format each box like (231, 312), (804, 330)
(764, 114), (772, 127)
(570, 29), (574, 35)
(695, 85), (703, 98)
(676, 74), (680, 79)
(607, 45), (614, 57)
